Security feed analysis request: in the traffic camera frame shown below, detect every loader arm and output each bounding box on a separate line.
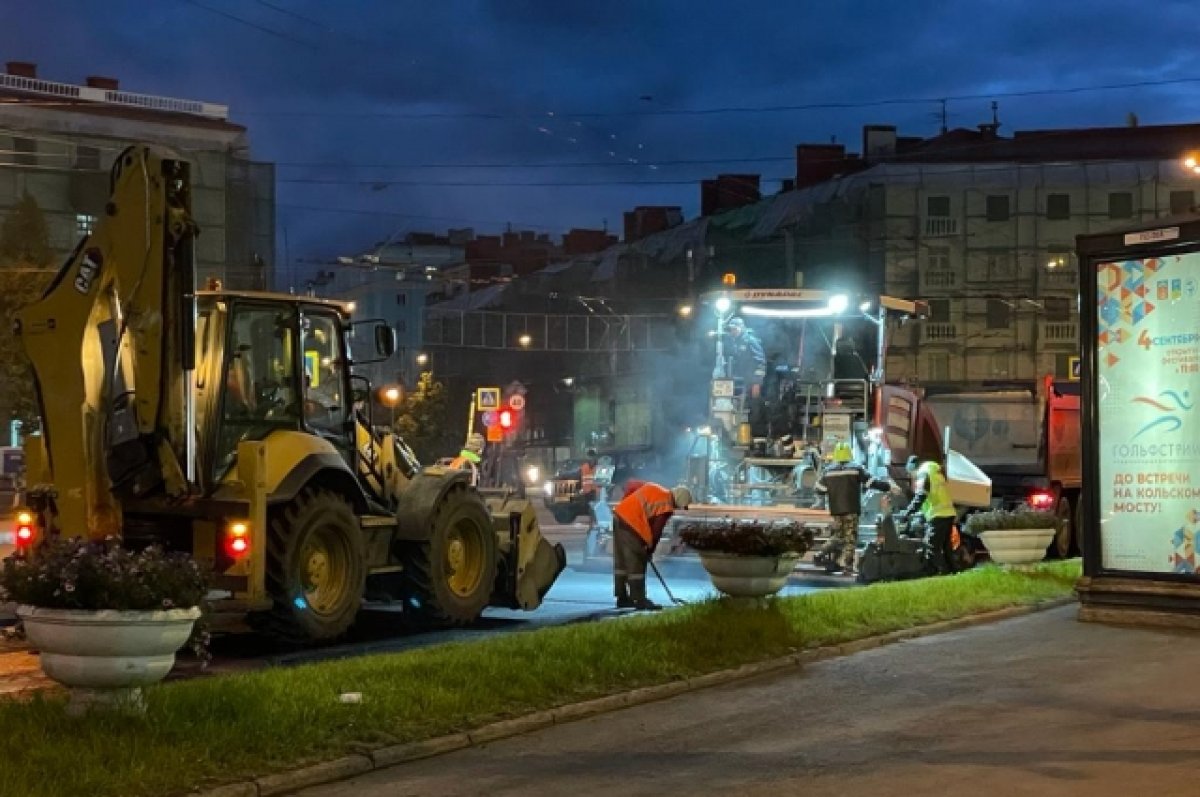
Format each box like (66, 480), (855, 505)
(16, 145), (197, 539)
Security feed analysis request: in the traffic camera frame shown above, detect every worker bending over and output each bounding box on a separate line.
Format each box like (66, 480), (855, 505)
(612, 482), (693, 611)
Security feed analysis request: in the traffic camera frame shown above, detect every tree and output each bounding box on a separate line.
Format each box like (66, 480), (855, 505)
(0, 193), (57, 429)
(394, 371), (458, 465)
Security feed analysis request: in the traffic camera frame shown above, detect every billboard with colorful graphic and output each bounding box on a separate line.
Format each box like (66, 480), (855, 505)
(1096, 253), (1200, 576)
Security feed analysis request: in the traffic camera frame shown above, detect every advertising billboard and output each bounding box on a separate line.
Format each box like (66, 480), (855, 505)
(1095, 252), (1200, 577)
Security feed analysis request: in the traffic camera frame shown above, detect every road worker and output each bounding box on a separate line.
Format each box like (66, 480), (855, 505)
(904, 457), (958, 574)
(814, 441), (891, 575)
(449, 433), (485, 486)
(612, 482), (693, 611)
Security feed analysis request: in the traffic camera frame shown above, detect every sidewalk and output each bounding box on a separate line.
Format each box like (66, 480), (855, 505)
(296, 605), (1200, 797)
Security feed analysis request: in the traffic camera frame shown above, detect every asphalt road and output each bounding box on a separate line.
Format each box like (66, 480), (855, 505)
(297, 605), (1200, 797)
(192, 524), (849, 673)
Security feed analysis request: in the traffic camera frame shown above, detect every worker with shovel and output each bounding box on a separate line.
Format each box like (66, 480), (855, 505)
(612, 482), (693, 611)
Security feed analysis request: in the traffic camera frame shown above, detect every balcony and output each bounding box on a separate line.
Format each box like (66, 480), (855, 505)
(921, 322), (958, 343)
(1041, 268), (1079, 291)
(1039, 321), (1078, 347)
(924, 217), (959, 237)
(921, 270), (957, 291)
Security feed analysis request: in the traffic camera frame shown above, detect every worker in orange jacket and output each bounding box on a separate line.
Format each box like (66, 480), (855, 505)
(612, 482), (693, 610)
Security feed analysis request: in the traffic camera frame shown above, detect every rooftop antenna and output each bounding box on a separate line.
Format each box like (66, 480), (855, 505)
(938, 99), (948, 134)
(991, 100), (1000, 128)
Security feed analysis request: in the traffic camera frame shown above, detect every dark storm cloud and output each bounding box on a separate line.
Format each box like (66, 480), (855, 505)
(4, 0), (1199, 275)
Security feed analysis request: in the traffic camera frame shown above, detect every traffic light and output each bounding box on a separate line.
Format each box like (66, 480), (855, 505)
(499, 409), (515, 430)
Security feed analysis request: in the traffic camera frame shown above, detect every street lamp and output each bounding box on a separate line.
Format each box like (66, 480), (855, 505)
(381, 384), (402, 427)
(518, 333), (532, 348)
(415, 352), (429, 367)
(678, 304), (693, 318)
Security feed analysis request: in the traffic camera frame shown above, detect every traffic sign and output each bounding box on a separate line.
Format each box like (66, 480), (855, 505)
(509, 394), (526, 411)
(481, 410), (498, 428)
(476, 387), (501, 410)
(486, 425), (504, 442)
(1068, 356), (1081, 381)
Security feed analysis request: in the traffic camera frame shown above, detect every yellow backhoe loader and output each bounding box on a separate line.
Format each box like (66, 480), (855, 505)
(13, 145), (565, 642)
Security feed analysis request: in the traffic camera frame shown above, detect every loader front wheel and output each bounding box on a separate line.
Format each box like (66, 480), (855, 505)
(399, 483), (497, 626)
(255, 488), (366, 643)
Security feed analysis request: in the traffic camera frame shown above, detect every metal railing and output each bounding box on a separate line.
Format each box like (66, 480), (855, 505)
(0, 73), (229, 119)
(424, 310), (674, 352)
(923, 217), (959, 237)
(922, 270), (957, 289)
(922, 322), (959, 341)
(1040, 322), (1078, 343)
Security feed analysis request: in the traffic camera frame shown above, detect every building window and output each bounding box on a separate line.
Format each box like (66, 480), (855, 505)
(926, 353), (950, 382)
(395, 293), (407, 306)
(76, 214), (96, 236)
(1170, 190), (1194, 215)
(1108, 192), (1134, 219)
(927, 298), (950, 323)
(1046, 193), (1071, 220)
(926, 246), (950, 271)
(926, 195), (951, 217)
(987, 250), (1015, 281)
(1044, 297), (1071, 321)
(985, 195), (1010, 222)
(75, 145), (101, 171)
(990, 351), (1010, 376)
(986, 299), (1012, 329)
(13, 137), (35, 166)
(1045, 248), (1074, 271)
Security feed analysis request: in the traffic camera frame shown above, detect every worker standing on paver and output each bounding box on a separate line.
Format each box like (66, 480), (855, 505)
(449, 433), (485, 487)
(612, 482), (693, 611)
(904, 458), (958, 574)
(814, 442), (891, 576)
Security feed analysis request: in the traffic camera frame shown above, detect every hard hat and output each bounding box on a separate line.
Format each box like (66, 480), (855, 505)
(832, 442), (853, 463)
(670, 486), (694, 509)
(726, 317), (745, 330)
(466, 433), (485, 453)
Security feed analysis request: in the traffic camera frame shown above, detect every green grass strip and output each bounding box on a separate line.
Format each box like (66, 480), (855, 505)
(0, 561), (1079, 797)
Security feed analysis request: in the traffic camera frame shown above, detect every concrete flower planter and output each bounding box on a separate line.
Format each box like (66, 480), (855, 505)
(697, 551), (800, 598)
(978, 528), (1055, 566)
(17, 605), (200, 715)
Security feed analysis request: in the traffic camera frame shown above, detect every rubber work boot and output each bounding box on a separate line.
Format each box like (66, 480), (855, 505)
(614, 574), (635, 609)
(629, 580), (662, 612)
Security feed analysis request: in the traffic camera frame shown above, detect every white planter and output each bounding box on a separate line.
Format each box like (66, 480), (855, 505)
(17, 606), (201, 715)
(697, 551), (800, 598)
(978, 527), (1055, 566)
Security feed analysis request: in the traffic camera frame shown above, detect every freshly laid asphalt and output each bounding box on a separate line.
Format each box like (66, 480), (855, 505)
(297, 604), (1200, 797)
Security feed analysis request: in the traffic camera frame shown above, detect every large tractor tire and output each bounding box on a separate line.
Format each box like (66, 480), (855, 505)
(1050, 494), (1074, 559)
(255, 488), (366, 643)
(399, 483), (498, 627)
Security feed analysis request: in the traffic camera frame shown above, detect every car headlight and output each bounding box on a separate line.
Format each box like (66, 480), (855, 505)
(543, 481), (553, 497)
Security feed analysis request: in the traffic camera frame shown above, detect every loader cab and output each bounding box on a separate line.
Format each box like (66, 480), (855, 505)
(195, 292), (357, 487)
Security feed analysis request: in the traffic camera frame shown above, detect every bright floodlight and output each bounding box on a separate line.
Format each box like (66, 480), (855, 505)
(859, 300), (871, 312)
(715, 297), (732, 313)
(828, 294), (849, 314)
(678, 304), (693, 317)
(1188, 157), (1198, 169)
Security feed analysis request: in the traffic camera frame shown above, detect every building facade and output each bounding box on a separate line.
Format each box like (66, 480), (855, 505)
(0, 62), (274, 289)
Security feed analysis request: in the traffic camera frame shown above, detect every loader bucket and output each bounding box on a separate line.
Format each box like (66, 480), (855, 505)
(485, 495), (567, 610)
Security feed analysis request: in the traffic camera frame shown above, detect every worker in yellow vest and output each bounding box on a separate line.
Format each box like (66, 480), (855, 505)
(449, 433), (485, 486)
(904, 458), (958, 575)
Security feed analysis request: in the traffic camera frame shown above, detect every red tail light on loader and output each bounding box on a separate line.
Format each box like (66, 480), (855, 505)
(225, 520), (251, 559)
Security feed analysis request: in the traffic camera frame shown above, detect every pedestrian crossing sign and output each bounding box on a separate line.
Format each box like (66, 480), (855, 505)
(1068, 356), (1080, 381)
(476, 387), (501, 410)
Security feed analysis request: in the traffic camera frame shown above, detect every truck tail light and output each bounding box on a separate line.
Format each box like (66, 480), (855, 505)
(1027, 490), (1055, 511)
(14, 510), (35, 547)
(225, 520), (251, 559)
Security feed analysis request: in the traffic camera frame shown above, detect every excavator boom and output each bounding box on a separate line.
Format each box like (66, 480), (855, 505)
(17, 146), (196, 538)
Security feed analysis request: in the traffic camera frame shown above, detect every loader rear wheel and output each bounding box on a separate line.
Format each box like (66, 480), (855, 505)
(255, 489), (366, 643)
(399, 483), (497, 627)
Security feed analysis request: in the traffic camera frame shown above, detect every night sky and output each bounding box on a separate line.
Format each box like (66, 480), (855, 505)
(6, 0), (1200, 273)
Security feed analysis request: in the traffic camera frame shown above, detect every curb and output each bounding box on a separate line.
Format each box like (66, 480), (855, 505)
(190, 596), (1073, 796)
